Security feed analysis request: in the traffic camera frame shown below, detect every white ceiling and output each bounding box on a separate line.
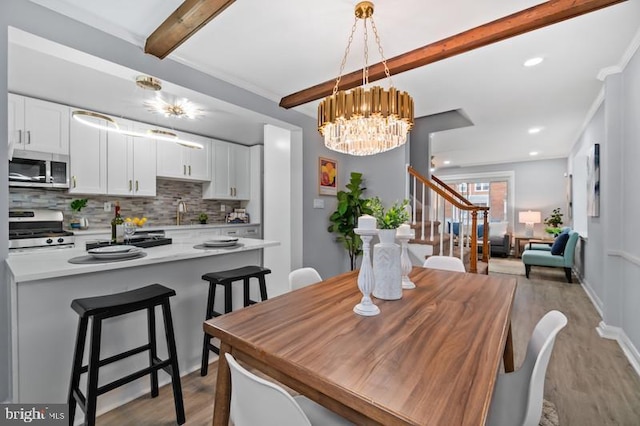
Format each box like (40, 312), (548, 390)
(19, 0), (640, 167)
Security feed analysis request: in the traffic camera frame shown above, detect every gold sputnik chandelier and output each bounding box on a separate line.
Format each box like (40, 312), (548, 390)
(318, 1), (414, 156)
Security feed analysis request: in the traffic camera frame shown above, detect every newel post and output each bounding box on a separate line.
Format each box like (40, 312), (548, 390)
(470, 210), (478, 273)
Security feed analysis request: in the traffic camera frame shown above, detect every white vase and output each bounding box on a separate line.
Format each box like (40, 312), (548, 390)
(373, 228), (402, 300)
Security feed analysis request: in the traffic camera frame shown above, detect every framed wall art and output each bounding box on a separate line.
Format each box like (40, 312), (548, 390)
(587, 143), (600, 217)
(319, 157), (338, 196)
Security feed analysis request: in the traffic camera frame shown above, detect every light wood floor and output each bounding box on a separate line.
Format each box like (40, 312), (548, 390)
(97, 261), (640, 425)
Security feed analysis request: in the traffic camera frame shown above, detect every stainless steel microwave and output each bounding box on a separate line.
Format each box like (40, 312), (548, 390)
(9, 150), (70, 189)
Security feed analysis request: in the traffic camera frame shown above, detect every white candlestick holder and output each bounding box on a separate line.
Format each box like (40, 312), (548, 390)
(396, 230), (416, 290)
(353, 228), (380, 316)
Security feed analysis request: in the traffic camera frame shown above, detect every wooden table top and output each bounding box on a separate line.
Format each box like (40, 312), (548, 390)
(204, 267), (517, 425)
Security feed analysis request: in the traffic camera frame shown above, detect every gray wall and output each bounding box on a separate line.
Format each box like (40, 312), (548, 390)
(436, 158), (568, 236)
(570, 43), (640, 359)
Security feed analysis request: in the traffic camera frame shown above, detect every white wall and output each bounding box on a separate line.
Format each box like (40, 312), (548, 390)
(569, 37), (640, 376)
(263, 125), (293, 297)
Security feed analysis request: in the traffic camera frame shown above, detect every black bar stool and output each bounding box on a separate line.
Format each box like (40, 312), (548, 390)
(200, 265), (271, 376)
(68, 284), (186, 426)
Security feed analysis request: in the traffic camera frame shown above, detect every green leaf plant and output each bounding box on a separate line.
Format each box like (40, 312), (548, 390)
(327, 172), (372, 271)
(367, 197), (410, 229)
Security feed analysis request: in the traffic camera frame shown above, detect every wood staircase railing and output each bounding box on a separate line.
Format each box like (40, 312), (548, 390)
(406, 165), (490, 273)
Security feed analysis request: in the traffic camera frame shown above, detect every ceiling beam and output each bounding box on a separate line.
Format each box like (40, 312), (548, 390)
(145, 0), (235, 59)
(280, 0), (626, 109)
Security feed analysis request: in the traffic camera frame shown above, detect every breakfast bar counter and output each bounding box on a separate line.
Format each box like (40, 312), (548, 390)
(5, 237), (279, 420)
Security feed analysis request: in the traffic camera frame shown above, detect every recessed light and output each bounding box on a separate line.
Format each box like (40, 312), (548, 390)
(443, 160), (451, 165)
(528, 127), (542, 134)
(429, 167), (435, 172)
(529, 151), (539, 156)
(524, 57), (544, 67)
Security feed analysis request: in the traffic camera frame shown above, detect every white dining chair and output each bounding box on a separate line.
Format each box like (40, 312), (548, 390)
(487, 310), (568, 426)
(423, 256), (466, 272)
(289, 267), (323, 291)
(224, 353), (352, 426)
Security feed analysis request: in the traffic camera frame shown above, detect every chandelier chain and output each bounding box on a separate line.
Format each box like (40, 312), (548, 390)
(370, 16), (392, 83)
(363, 19), (369, 86)
(333, 16), (359, 96)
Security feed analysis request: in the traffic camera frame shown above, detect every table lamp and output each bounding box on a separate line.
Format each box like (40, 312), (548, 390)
(519, 210), (541, 237)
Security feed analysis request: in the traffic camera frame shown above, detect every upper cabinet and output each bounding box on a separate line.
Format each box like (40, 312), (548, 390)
(156, 132), (211, 181)
(69, 114), (156, 196)
(106, 120), (156, 197)
(9, 94), (69, 155)
(203, 140), (251, 200)
(69, 109), (107, 194)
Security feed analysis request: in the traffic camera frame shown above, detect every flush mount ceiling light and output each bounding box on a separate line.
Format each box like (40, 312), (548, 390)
(135, 75), (162, 91)
(318, 1), (414, 156)
(528, 127), (543, 134)
(523, 57), (544, 67)
(144, 95), (202, 119)
(443, 160), (451, 165)
(529, 151), (539, 156)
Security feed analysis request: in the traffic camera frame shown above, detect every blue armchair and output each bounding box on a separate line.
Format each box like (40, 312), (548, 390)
(522, 230), (579, 283)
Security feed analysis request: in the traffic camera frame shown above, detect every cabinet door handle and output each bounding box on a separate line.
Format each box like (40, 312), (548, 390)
(188, 165), (191, 176)
(136, 180), (139, 191)
(72, 176), (77, 188)
(183, 165), (187, 175)
(26, 131), (31, 145)
(230, 187), (233, 196)
(18, 130), (23, 144)
(129, 180), (133, 191)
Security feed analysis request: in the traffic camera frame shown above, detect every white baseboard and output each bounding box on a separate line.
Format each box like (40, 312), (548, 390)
(597, 321), (640, 379)
(578, 275), (603, 318)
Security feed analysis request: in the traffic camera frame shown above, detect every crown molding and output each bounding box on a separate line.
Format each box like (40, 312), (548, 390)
(597, 26), (640, 81)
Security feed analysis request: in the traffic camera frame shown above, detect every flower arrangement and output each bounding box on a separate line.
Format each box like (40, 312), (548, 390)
(544, 207), (564, 236)
(367, 197), (410, 229)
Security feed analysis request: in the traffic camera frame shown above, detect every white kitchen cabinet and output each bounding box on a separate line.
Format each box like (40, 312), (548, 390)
(156, 132), (210, 181)
(220, 225), (261, 239)
(107, 120), (156, 196)
(8, 94), (69, 155)
(203, 139), (251, 200)
(69, 110), (107, 194)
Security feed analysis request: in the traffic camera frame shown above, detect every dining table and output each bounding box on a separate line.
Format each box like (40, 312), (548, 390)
(203, 266), (517, 425)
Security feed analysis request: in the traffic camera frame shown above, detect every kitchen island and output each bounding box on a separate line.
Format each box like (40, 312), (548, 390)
(5, 236), (279, 420)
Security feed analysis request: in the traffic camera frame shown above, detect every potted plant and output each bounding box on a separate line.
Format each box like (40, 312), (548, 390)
(367, 197), (410, 230)
(544, 208), (564, 236)
(70, 198), (88, 229)
(198, 212), (208, 224)
(328, 172), (372, 271)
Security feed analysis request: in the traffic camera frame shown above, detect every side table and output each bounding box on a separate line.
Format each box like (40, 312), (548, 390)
(514, 236), (554, 258)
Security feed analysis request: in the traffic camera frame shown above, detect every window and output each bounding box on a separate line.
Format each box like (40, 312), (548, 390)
(474, 182), (489, 192)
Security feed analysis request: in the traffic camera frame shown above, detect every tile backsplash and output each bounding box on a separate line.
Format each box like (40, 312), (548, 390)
(9, 179), (243, 228)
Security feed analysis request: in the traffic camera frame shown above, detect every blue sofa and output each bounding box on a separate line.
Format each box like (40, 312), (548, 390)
(522, 230), (579, 283)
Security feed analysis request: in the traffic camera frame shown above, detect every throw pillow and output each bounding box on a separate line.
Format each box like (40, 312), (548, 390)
(551, 233), (570, 255)
(477, 224), (484, 238)
(448, 222), (460, 236)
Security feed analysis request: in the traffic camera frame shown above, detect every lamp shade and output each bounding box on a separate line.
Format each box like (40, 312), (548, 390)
(519, 210), (542, 224)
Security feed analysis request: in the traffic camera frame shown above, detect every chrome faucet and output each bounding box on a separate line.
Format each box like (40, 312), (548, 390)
(177, 200), (188, 225)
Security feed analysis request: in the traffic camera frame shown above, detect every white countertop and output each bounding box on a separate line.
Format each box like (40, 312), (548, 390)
(6, 237), (279, 282)
(71, 222), (260, 236)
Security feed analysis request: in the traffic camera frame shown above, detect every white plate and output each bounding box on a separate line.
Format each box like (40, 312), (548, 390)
(203, 240), (239, 247)
(89, 247), (143, 259)
(88, 245), (138, 254)
(206, 236), (239, 243)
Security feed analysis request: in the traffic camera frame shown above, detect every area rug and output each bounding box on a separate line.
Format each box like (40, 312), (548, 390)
(540, 399), (560, 426)
(488, 257), (525, 276)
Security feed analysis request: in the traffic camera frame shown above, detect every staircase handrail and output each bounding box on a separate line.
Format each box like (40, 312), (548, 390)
(407, 166), (486, 213)
(431, 174), (475, 207)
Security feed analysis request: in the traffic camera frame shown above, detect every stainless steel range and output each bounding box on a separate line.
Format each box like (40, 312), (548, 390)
(9, 209), (75, 250)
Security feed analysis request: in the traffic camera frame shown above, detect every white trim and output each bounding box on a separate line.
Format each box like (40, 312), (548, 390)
(607, 249), (640, 267)
(597, 26), (640, 81)
(573, 88), (605, 147)
(597, 321), (640, 379)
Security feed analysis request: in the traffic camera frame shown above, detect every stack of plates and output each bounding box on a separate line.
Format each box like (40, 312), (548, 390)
(202, 236), (239, 247)
(88, 245), (144, 259)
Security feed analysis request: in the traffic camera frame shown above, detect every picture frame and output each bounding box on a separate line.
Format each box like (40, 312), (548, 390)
(587, 143), (600, 217)
(319, 157), (338, 196)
